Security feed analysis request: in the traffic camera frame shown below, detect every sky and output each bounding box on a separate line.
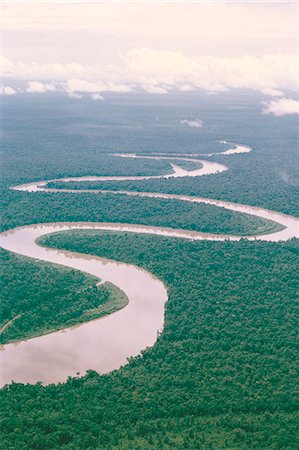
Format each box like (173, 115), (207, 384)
(1, 1), (298, 115)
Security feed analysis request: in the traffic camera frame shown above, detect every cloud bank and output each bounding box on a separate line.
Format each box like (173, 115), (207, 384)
(2, 50), (298, 98)
(2, 2), (297, 108)
(3, 2), (297, 58)
(262, 98), (299, 116)
(26, 81), (56, 93)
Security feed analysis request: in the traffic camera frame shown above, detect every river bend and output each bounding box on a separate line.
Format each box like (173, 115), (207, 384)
(1, 142), (298, 386)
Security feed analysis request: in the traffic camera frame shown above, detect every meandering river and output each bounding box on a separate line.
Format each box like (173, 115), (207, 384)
(1, 142), (298, 386)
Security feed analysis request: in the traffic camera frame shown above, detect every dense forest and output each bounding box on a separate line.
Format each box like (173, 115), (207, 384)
(47, 152), (299, 217)
(1, 93), (298, 449)
(1, 232), (298, 449)
(0, 189), (283, 237)
(0, 248), (128, 344)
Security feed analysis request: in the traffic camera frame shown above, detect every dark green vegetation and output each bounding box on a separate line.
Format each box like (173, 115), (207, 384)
(47, 154), (299, 217)
(1, 232), (298, 449)
(1, 190), (284, 236)
(1, 92), (298, 448)
(0, 248), (128, 344)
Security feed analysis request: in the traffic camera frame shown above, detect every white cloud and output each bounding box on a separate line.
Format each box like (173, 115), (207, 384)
(66, 78), (104, 94)
(127, 49), (298, 94)
(1, 2), (297, 107)
(180, 85), (194, 92)
(44, 83), (56, 92)
(26, 81), (56, 93)
(181, 119), (204, 128)
(105, 83), (132, 93)
(65, 78), (132, 98)
(261, 88), (283, 97)
(91, 93), (104, 101)
(0, 85), (17, 95)
(1, 55), (16, 74)
(68, 92), (82, 99)
(1, 3), (297, 102)
(11, 59), (87, 81)
(262, 98), (299, 116)
(4, 49), (297, 97)
(142, 85), (168, 94)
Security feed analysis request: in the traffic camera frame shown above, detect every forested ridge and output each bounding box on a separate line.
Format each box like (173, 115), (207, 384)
(1, 233), (298, 449)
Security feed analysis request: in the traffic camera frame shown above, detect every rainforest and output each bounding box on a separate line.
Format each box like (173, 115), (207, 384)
(0, 91), (298, 449)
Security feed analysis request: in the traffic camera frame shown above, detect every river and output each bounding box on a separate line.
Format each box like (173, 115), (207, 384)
(1, 142), (298, 386)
